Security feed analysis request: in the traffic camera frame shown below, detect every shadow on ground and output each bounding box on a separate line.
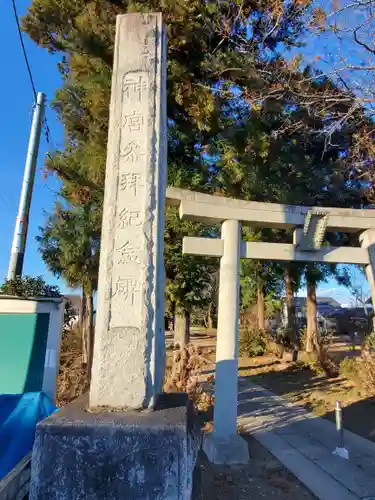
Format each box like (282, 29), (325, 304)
(324, 396), (375, 442)
(196, 435), (315, 500)
(238, 361), (375, 442)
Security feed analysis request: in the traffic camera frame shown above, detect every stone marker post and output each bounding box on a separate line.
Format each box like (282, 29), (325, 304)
(30, 14), (200, 500)
(90, 12), (167, 410)
(203, 219), (249, 464)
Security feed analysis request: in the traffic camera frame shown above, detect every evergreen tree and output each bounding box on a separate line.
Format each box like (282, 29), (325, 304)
(37, 202), (101, 378)
(24, 0), (366, 356)
(23, 0), (310, 341)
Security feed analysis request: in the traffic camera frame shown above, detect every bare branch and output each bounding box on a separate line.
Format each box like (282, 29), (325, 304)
(353, 24), (375, 54)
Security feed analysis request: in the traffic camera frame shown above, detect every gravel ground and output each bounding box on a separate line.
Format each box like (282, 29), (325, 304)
(198, 435), (316, 500)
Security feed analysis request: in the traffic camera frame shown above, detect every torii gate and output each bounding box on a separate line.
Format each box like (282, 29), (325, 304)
(166, 187), (375, 464)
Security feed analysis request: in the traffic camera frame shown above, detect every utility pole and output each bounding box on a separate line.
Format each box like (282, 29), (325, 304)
(8, 92), (45, 281)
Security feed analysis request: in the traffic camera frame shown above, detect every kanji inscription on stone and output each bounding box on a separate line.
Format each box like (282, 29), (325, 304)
(120, 173), (143, 195)
(123, 74), (149, 102)
(120, 141), (145, 162)
(113, 277), (141, 304)
(90, 13), (167, 410)
(117, 240), (141, 264)
(123, 111), (144, 132)
(118, 208), (142, 228)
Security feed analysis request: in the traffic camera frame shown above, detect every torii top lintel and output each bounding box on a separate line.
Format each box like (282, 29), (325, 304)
(166, 187), (375, 234)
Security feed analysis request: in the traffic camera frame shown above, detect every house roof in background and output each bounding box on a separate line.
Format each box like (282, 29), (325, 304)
(332, 307), (371, 317)
(64, 294), (82, 312)
(294, 297), (342, 308)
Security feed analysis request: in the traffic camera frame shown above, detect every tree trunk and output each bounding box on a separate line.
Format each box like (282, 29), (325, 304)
(206, 270), (218, 330)
(82, 285), (94, 382)
(174, 309), (190, 347)
(306, 281), (318, 354)
(207, 311), (213, 330)
(170, 301), (176, 333)
(284, 267), (297, 344)
(86, 291), (94, 381)
(257, 281), (266, 330)
(80, 291), (88, 366)
(206, 302), (214, 330)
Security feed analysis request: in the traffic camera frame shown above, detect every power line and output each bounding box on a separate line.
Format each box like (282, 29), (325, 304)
(0, 186), (16, 212)
(43, 118), (54, 147)
(0, 192), (13, 214)
(11, 0), (37, 102)
(11, 0), (55, 148)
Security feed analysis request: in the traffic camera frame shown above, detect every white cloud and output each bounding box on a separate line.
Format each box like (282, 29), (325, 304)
(317, 287), (341, 296)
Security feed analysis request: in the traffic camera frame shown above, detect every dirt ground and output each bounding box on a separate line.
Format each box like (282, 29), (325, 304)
(199, 435), (316, 500)
(57, 328), (375, 442)
(56, 327), (375, 498)
(56, 330), (318, 499)
(183, 328), (375, 443)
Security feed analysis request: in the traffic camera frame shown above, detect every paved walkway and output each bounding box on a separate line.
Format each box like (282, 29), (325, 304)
(238, 379), (375, 500)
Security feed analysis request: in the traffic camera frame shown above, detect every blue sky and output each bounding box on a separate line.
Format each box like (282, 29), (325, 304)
(1, 0), (67, 292)
(297, 266), (370, 306)
(0, 0), (370, 303)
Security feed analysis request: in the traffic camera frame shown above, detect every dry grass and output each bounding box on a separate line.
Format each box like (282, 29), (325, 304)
(56, 331), (215, 419)
(164, 344), (215, 421)
(56, 328), (89, 407)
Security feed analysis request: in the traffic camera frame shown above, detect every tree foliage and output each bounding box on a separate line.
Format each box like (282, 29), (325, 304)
(0, 275), (61, 298)
(22, 0), (309, 201)
(37, 202), (101, 292)
(22, 0), (370, 356)
(22, 0), (311, 339)
(37, 202), (101, 376)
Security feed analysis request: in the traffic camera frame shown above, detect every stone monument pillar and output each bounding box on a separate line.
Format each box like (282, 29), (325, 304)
(29, 14), (200, 500)
(89, 12), (167, 410)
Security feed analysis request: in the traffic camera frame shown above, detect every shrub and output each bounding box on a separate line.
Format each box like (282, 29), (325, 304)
(340, 352), (375, 393)
(340, 357), (359, 382)
(272, 327), (299, 359)
(351, 332), (375, 393)
(56, 327), (88, 407)
(1, 276), (75, 333)
(308, 358), (326, 377)
(300, 327), (339, 377)
(0, 275), (60, 297)
(267, 340), (285, 359)
(362, 331), (375, 354)
(303, 349), (338, 378)
(239, 327), (269, 358)
(361, 356), (375, 393)
(164, 344), (214, 418)
(300, 327), (334, 352)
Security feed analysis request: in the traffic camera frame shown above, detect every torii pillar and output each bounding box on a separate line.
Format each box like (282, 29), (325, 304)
(360, 230), (375, 326)
(202, 220), (249, 464)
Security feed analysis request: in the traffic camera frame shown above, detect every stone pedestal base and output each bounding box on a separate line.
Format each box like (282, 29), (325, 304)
(30, 393), (201, 500)
(203, 433), (249, 465)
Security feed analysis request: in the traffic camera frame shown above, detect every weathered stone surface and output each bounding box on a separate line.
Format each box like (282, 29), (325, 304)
(183, 237), (370, 264)
(90, 13), (167, 410)
(202, 434), (249, 465)
(166, 186), (375, 232)
(359, 230), (375, 315)
(214, 221), (241, 440)
(30, 394), (201, 500)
